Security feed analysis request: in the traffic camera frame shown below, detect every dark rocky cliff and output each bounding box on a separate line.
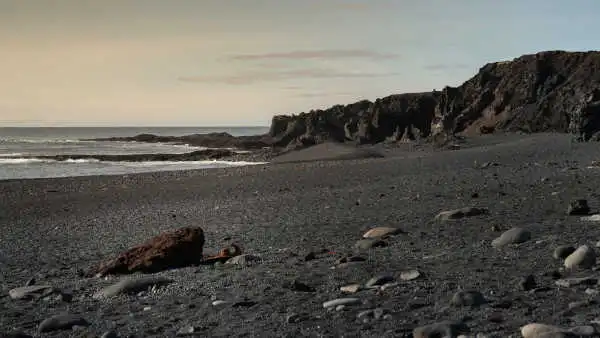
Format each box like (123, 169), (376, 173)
(269, 50), (600, 149)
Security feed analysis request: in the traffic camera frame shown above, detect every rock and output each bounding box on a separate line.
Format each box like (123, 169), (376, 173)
(322, 298), (360, 309)
(435, 207), (489, 221)
(568, 325), (597, 336)
(100, 330), (120, 338)
(38, 314), (88, 333)
(555, 276), (598, 287)
(8, 285), (54, 300)
(365, 275), (394, 288)
(354, 239), (387, 250)
(413, 320), (469, 338)
(286, 313), (309, 324)
(25, 278), (35, 286)
(176, 325), (200, 336)
(225, 254), (262, 266)
(564, 245), (596, 269)
(92, 227), (205, 276)
(521, 323), (569, 338)
(553, 245), (576, 260)
(362, 227), (404, 238)
(212, 300), (229, 306)
(93, 276), (173, 299)
(357, 308), (388, 322)
(340, 284), (362, 293)
(399, 269), (421, 281)
(519, 275), (537, 291)
(450, 290), (486, 307)
(491, 227), (531, 248)
(283, 280), (315, 292)
(582, 215), (600, 222)
(567, 199), (591, 215)
(303, 252), (317, 261)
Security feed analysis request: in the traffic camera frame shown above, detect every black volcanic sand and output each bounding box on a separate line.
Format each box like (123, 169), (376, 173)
(3, 133), (600, 337)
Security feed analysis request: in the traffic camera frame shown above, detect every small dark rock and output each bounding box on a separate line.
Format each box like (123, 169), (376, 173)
(38, 314), (89, 333)
(567, 199), (591, 215)
(284, 280), (316, 293)
(25, 278), (35, 286)
(303, 252), (317, 261)
(450, 290), (486, 307)
(519, 275), (537, 291)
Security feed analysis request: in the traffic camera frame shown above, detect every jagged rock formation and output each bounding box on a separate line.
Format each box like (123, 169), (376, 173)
(269, 50), (600, 148)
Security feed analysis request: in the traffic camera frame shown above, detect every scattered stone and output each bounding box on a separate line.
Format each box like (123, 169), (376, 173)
(491, 225), (502, 232)
(569, 325), (597, 336)
(176, 325), (200, 336)
(38, 314), (89, 333)
(225, 254), (262, 266)
(435, 207), (488, 221)
(450, 290), (486, 307)
(521, 323), (569, 338)
(491, 227), (531, 248)
(9, 285), (54, 300)
(354, 239), (387, 250)
(93, 276), (173, 299)
(362, 227), (404, 239)
(399, 269), (421, 281)
(413, 320), (469, 338)
(582, 215), (600, 222)
(322, 298), (360, 309)
(585, 288), (599, 296)
(365, 275), (394, 288)
(357, 308), (388, 322)
(553, 246), (576, 260)
(25, 278), (35, 286)
(286, 313), (308, 324)
(567, 199), (590, 215)
(100, 330), (120, 338)
(555, 276), (598, 287)
(564, 245), (596, 269)
(303, 252), (317, 261)
(92, 227), (205, 276)
(519, 275), (537, 291)
(212, 300), (229, 306)
(380, 282), (400, 291)
(340, 284), (362, 293)
(283, 280), (315, 292)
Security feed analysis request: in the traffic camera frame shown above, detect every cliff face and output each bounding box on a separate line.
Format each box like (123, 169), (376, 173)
(269, 50), (600, 149)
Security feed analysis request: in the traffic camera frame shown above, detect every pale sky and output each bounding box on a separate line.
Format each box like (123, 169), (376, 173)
(1, 0), (598, 127)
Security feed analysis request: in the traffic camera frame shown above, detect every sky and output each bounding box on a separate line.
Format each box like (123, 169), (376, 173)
(1, 0), (599, 127)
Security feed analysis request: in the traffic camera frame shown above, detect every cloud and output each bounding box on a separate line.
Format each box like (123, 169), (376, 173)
(228, 49), (400, 61)
(179, 68), (400, 85)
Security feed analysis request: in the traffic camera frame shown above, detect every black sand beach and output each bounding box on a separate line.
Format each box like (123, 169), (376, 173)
(3, 132), (600, 337)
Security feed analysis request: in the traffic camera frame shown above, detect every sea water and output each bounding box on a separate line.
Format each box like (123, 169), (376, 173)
(0, 127), (269, 180)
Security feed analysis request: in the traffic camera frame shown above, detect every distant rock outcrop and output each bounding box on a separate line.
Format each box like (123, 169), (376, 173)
(268, 50), (600, 148)
(89, 132), (272, 150)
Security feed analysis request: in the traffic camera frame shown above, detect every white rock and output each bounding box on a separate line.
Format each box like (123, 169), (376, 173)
(212, 300), (229, 306)
(340, 284), (361, 293)
(399, 269), (421, 281)
(521, 323), (565, 338)
(491, 227), (531, 248)
(362, 227), (404, 238)
(564, 245), (596, 269)
(581, 214), (600, 222)
(322, 298), (360, 309)
(225, 254), (261, 266)
(93, 276), (173, 299)
(9, 285), (54, 300)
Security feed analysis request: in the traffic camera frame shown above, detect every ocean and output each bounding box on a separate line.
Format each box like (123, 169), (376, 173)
(0, 127), (269, 180)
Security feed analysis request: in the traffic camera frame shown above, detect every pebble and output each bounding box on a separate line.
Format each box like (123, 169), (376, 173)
(322, 298), (360, 309)
(354, 238), (387, 250)
(93, 276), (173, 299)
(176, 325), (200, 336)
(25, 278), (35, 286)
(8, 285), (54, 300)
(336, 256), (366, 264)
(38, 314), (89, 333)
(555, 276), (598, 287)
(553, 245), (576, 260)
(212, 300), (229, 306)
(365, 275), (394, 288)
(399, 269), (421, 281)
(519, 275), (537, 291)
(284, 280), (316, 292)
(413, 320), (469, 338)
(286, 313), (308, 324)
(450, 290), (486, 307)
(100, 330), (120, 338)
(567, 199), (590, 215)
(491, 227), (531, 248)
(582, 215), (600, 222)
(435, 207), (489, 221)
(225, 254), (262, 266)
(564, 245), (596, 269)
(340, 284), (362, 293)
(362, 227), (404, 238)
